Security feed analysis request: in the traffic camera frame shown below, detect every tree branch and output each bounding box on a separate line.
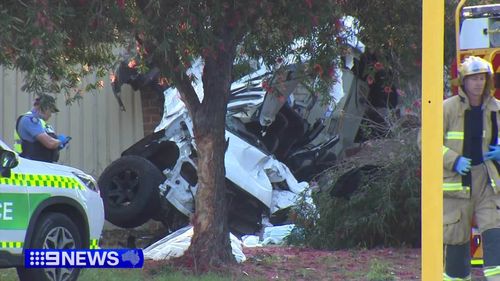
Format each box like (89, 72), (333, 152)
(167, 45), (201, 113)
(16, 0), (28, 8)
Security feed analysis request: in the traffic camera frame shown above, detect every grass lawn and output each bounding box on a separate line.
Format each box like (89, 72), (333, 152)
(0, 267), (261, 281)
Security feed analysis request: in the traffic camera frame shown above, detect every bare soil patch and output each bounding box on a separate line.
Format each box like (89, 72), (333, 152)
(238, 246), (420, 281)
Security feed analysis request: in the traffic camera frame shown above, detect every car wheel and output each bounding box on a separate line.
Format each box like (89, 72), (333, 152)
(98, 155), (165, 228)
(17, 212), (82, 281)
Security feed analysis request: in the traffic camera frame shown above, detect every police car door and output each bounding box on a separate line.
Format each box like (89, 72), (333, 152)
(0, 140), (30, 255)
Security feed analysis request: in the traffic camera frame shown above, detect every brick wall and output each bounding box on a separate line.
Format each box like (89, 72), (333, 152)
(140, 88), (164, 135)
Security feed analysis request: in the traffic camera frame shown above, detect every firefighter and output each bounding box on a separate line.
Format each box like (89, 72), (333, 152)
(443, 56), (500, 281)
(14, 94), (71, 163)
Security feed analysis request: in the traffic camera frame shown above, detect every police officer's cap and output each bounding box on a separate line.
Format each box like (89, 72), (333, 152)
(35, 94), (59, 113)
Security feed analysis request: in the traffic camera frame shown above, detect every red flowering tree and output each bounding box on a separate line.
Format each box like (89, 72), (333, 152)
(1, 0), (425, 271)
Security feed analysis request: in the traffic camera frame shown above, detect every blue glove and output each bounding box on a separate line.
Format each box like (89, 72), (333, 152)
(57, 134), (71, 149)
(454, 156), (471, 176)
(484, 145), (500, 161)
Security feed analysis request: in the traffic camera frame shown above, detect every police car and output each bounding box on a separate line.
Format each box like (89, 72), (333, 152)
(0, 139), (104, 281)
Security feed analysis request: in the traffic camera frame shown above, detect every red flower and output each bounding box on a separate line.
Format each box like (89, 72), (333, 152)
(262, 80), (272, 92)
(179, 22), (188, 31)
(116, 0), (125, 10)
(374, 62), (384, 71)
(384, 86), (392, 94)
(366, 75), (374, 85)
(127, 59), (137, 69)
(328, 67), (335, 78)
(313, 64), (323, 76)
(335, 19), (343, 32)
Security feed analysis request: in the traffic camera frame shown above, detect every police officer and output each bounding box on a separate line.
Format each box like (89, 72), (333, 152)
(14, 94), (71, 163)
(443, 56), (500, 281)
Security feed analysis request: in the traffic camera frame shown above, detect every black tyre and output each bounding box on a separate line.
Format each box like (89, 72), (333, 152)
(98, 155), (165, 228)
(17, 213), (82, 281)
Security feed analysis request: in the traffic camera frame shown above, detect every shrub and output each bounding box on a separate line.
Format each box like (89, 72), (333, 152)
(288, 129), (421, 249)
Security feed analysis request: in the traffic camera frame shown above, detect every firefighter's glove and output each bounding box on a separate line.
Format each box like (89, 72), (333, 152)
(484, 145), (500, 162)
(454, 156), (471, 176)
(57, 134), (71, 149)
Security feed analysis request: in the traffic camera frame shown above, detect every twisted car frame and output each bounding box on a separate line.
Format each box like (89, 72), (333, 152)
(98, 30), (393, 235)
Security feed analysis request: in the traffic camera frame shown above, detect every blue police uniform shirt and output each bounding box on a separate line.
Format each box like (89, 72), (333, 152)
(18, 109), (46, 142)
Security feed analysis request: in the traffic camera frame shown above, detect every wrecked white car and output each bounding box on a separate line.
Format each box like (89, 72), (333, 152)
(98, 25), (390, 235)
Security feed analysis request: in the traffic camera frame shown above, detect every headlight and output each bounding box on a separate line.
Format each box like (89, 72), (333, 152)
(72, 172), (99, 193)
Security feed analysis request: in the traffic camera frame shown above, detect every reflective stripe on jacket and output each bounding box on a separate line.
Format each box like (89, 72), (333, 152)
(443, 89), (500, 198)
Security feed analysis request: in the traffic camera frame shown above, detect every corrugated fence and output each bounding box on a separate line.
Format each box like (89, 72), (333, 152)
(0, 67), (145, 178)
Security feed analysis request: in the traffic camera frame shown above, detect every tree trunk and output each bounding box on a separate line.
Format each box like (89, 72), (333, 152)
(185, 43), (236, 271)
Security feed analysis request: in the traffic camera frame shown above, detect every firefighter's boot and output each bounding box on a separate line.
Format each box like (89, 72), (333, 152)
(444, 243), (471, 280)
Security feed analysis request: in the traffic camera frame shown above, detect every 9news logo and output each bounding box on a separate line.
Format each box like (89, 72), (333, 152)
(25, 249), (144, 268)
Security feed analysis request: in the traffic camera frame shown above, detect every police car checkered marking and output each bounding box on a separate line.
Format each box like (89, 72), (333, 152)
(0, 172), (85, 190)
(0, 241), (23, 248)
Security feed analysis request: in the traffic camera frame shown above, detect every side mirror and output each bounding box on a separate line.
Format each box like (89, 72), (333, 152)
(0, 149), (18, 178)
